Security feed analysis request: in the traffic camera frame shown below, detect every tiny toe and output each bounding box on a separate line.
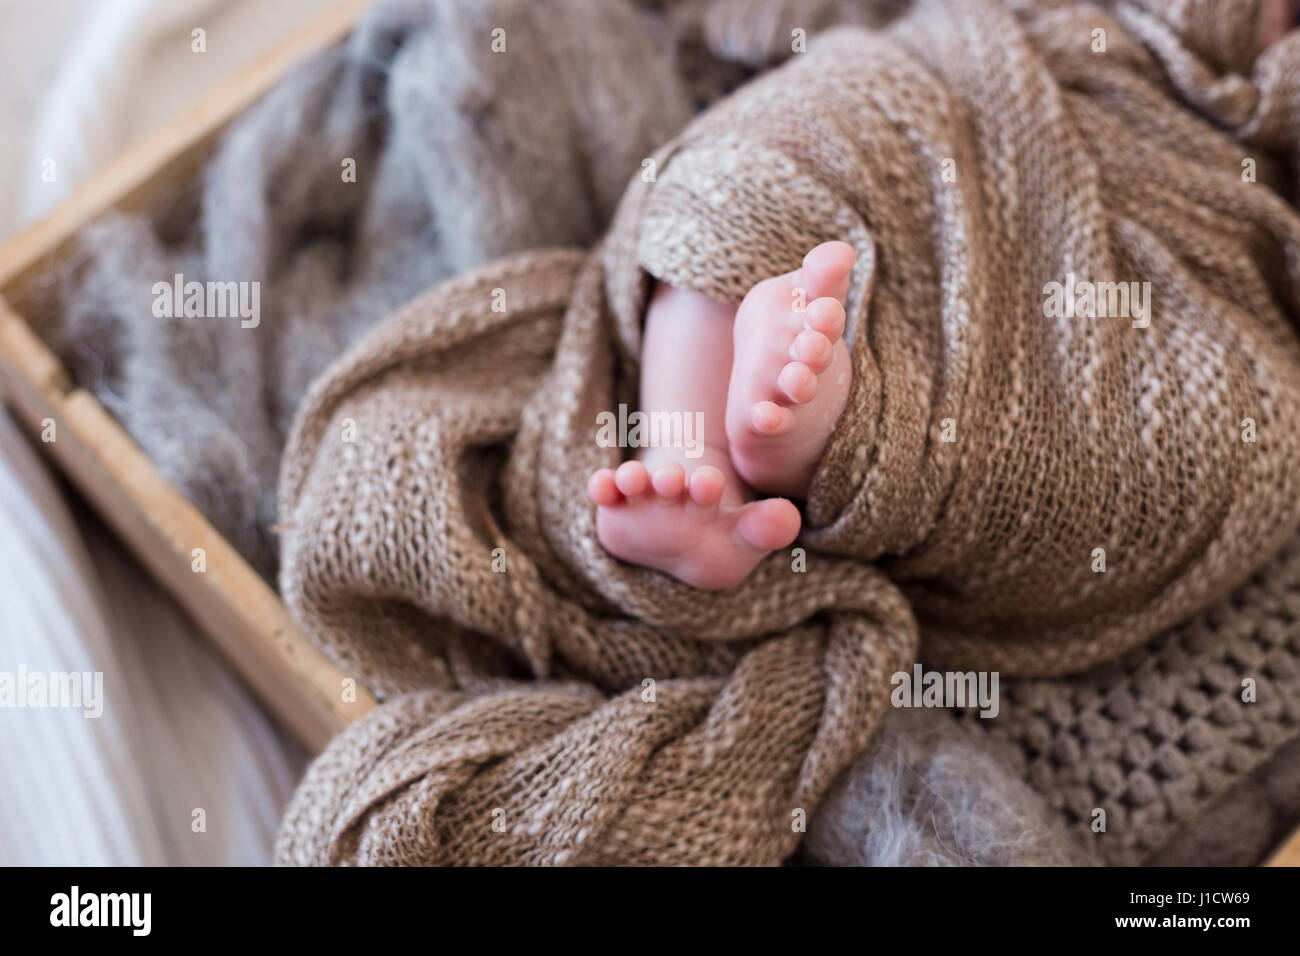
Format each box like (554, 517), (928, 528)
(587, 469), (622, 506)
(734, 498), (802, 553)
(688, 466), (725, 505)
(615, 460), (650, 497)
(651, 462), (686, 500)
(751, 400), (796, 436)
(778, 362), (819, 404)
(790, 329), (834, 372)
(805, 297), (846, 341)
(800, 241), (856, 302)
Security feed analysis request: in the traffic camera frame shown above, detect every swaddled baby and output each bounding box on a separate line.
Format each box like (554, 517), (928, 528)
(588, 0), (1300, 595)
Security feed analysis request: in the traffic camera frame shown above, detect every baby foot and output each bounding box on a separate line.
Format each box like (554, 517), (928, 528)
(725, 241), (856, 499)
(587, 458), (800, 590)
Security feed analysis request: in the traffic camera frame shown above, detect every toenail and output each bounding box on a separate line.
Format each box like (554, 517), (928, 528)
(798, 331), (828, 359)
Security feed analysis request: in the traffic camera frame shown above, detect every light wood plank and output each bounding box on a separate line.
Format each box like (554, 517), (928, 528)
(1266, 826), (1300, 866)
(0, 304), (376, 752)
(0, 0), (379, 754)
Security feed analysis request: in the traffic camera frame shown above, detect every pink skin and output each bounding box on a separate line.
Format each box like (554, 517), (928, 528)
(1259, 0), (1299, 49)
(726, 241), (855, 499)
(587, 1), (1300, 590)
(587, 241), (856, 590)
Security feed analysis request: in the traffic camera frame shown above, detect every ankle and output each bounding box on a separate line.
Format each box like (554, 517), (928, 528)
(730, 444), (814, 501)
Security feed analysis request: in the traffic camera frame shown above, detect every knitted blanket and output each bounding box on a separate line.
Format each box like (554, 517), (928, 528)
(47, 0), (691, 577)
(809, 529), (1300, 867)
(276, 0), (1300, 864)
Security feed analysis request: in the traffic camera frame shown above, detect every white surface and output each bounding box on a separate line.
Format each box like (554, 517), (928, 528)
(0, 0), (341, 865)
(0, 414), (302, 865)
(5, 0), (338, 230)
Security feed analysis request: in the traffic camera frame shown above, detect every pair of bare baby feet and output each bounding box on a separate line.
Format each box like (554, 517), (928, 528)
(587, 241), (855, 589)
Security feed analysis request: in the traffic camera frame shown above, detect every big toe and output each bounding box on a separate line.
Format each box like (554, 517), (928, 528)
(734, 497), (801, 553)
(799, 241), (856, 303)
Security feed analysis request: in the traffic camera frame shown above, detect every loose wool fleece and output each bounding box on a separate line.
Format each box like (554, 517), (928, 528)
(48, 0), (692, 576)
(802, 708), (1098, 867)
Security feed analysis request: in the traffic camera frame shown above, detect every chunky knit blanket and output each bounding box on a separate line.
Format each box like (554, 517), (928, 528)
(809, 530), (1300, 867)
(275, 0), (1300, 864)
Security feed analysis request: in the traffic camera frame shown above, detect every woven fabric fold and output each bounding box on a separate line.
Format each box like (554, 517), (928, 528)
(276, 0), (1300, 865)
(275, 247), (918, 865)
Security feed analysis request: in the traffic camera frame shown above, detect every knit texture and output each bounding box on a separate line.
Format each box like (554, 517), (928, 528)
(812, 528), (1300, 867)
(802, 707), (1100, 866)
(804, 0), (1300, 868)
(275, 0), (1300, 864)
(968, 528), (1300, 865)
(273, 248), (917, 864)
(44, 0), (690, 577)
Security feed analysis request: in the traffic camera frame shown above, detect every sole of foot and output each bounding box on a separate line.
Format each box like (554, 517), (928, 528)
(725, 240), (856, 499)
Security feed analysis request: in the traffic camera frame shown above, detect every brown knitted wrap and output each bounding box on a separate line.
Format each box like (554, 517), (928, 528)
(274, 246), (916, 864)
(963, 531), (1300, 866)
(276, 0), (1300, 865)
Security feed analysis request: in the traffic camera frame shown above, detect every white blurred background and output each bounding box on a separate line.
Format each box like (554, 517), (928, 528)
(0, 0), (343, 866)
